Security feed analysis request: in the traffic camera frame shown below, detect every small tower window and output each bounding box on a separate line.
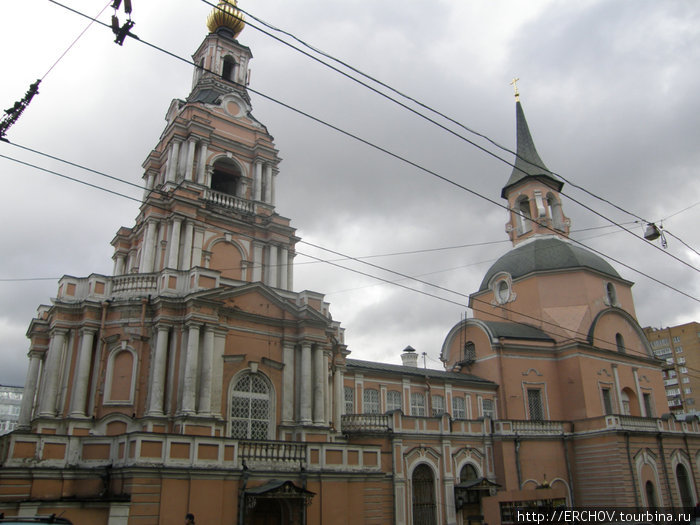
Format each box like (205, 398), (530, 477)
(222, 56), (236, 82)
(546, 193), (565, 230)
(516, 196), (532, 235)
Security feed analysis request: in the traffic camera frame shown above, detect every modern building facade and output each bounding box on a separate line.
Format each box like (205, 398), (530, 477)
(644, 322), (700, 418)
(0, 2), (698, 524)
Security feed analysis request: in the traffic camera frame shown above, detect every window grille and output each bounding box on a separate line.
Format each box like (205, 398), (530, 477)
(363, 388), (379, 414)
(482, 398), (495, 419)
(431, 395), (445, 416)
(527, 389), (544, 421)
(386, 390), (402, 412)
(230, 373), (270, 440)
(344, 386), (354, 414)
(452, 396), (466, 419)
(411, 393), (426, 416)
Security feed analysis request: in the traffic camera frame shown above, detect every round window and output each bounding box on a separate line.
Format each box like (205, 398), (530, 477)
(496, 280), (510, 303)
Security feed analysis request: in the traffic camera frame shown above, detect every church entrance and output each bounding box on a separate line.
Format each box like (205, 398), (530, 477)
(241, 480), (314, 525)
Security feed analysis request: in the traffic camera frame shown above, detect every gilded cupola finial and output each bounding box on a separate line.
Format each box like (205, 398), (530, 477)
(206, 0), (245, 37)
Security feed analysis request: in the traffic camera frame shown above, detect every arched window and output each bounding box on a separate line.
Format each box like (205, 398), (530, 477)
(344, 386), (354, 414)
(460, 463), (479, 482)
(516, 197), (532, 235)
(616, 333), (626, 353)
(464, 341), (476, 362)
(211, 158), (242, 196)
(363, 388), (379, 414)
(412, 465), (437, 525)
(645, 480), (658, 508)
(620, 390), (631, 416)
(546, 193), (565, 231)
(105, 347), (136, 404)
(676, 464), (695, 507)
(386, 390), (402, 412)
(411, 393), (426, 416)
(222, 56), (236, 82)
(230, 373), (272, 440)
(606, 282), (618, 306)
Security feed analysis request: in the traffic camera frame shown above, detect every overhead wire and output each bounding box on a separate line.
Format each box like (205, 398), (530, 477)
(10, 0), (700, 305)
(205, 0), (700, 274)
(0, 147), (688, 369)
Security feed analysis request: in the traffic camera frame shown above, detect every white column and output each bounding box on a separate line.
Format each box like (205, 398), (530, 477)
(300, 342), (312, 423)
(267, 245), (278, 287)
(192, 228), (204, 268)
(142, 173), (154, 200)
(18, 351), (42, 428)
(313, 345), (325, 424)
(211, 331), (226, 417)
(185, 138), (197, 181)
(181, 324), (200, 415)
(198, 326), (214, 415)
(38, 329), (67, 417)
(69, 327), (96, 417)
(612, 364), (624, 414)
(333, 365), (344, 431)
(140, 220), (158, 273)
(166, 141), (180, 182)
(252, 243), (264, 282)
(113, 254), (126, 276)
(147, 326), (169, 416)
(253, 161), (262, 201)
(271, 170), (277, 206)
(167, 218), (182, 269)
(181, 221), (194, 270)
(263, 164), (272, 203)
(196, 142), (208, 184)
(287, 252), (294, 291)
(633, 368), (645, 416)
(279, 247), (288, 290)
(176, 140), (187, 180)
(282, 342), (295, 423)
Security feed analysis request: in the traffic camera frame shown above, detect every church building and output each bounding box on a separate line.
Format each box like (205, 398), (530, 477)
(1, 2), (698, 524)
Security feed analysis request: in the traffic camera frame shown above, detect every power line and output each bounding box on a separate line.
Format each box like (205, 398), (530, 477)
(7, 2), (700, 304)
(208, 0), (700, 274)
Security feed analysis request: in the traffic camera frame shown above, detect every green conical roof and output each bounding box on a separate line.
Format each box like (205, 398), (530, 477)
(501, 101), (562, 198)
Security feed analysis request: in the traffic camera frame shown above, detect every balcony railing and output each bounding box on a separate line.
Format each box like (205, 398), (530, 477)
(493, 420), (566, 436)
(238, 440), (306, 463)
(341, 414), (391, 434)
(203, 188), (254, 214)
(111, 273), (158, 296)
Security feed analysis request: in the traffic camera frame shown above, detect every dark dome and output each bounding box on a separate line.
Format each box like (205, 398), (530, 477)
(478, 236), (621, 292)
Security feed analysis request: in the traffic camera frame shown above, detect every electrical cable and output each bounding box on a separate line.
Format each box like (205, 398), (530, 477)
(43, 0), (700, 299)
(204, 0), (700, 274)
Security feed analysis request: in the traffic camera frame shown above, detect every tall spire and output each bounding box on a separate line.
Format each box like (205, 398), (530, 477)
(501, 99), (562, 198)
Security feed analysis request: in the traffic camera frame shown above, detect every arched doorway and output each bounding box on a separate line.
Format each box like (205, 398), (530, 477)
(645, 480), (658, 508)
(412, 464), (437, 525)
(676, 464), (695, 507)
(459, 464), (483, 525)
(211, 158), (242, 196)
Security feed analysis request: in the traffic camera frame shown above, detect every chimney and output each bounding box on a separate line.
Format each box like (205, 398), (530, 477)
(401, 345), (418, 367)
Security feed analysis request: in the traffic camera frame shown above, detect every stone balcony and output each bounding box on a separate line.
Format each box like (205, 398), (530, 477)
(493, 419), (569, 436)
(0, 432), (384, 473)
(203, 188), (254, 215)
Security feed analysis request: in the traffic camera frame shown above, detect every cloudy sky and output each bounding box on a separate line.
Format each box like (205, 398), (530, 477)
(1, 0), (699, 386)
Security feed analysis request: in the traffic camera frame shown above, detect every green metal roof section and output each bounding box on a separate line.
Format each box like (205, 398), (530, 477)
(501, 101), (563, 198)
(478, 236), (623, 292)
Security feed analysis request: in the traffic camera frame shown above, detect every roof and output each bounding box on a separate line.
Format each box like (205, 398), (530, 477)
(478, 236), (622, 292)
(501, 101), (562, 198)
(345, 358), (495, 386)
(479, 320), (555, 342)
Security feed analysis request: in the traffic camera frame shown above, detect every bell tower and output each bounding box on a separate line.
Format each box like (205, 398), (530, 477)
(111, 0), (296, 290)
(501, 83), (570, 246)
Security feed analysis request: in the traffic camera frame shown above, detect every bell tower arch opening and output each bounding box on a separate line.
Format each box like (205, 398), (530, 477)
(211, 158), (242, 197)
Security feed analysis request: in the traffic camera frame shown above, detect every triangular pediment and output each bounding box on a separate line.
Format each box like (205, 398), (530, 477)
(192, 282), (329, 323)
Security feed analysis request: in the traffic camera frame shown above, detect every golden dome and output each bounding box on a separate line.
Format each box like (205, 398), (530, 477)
(206, 0), (245, 37)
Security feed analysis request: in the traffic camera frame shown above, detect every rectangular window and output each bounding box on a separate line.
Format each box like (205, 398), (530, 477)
(431, 395), (445, 416)
(363, 388), (379, 414)
(683, 377), (690, 384)
(602, 388), (614, 415)
(452, 396), (466, 419)
(643, 393), (654, 417)
(482, 398), (495, 419)
(676, 346), (683, 353)
(672, 336), (681, 343)
(680, 367), (688, 373)
(685, 388), (692, 395)
(410, 392), (426, 416)
(344, 386), (354, 414)
(386, 390), (402, 412)
(527, 389), (544, 421)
